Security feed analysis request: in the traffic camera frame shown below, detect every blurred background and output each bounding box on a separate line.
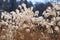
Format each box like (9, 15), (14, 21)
(0, 0), (60, 16)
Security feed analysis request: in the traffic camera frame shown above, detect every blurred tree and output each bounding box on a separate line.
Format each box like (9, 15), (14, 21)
(45, 2), (53, 8)
(10, 0), (16, 11)
(34, 3), (46, 16)
(34, 2), (53, 16)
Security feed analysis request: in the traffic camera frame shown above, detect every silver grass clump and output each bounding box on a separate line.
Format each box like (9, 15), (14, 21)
(0, 3), (60, 40)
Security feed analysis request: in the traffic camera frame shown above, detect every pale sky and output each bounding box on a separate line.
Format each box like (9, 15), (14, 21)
(27, 0), (50, 4)
(16, 0), (60, 4)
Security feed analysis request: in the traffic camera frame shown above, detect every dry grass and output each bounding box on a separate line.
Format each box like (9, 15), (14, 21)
(0, 3), (60, 40)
